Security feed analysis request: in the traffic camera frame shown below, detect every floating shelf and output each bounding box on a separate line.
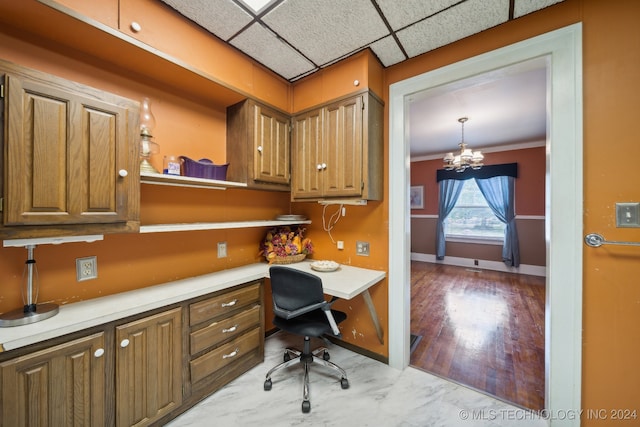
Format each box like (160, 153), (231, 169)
(139, 220), (312, 234)
(140, 172), (247, 190)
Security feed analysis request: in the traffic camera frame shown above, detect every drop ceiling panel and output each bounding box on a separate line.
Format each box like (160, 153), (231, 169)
(397, 0), (510, 58)
(370, 35), (406, 67)
(376, 0), (462, 30)
(161, 0), (253, 40)
(230, 22), (316, 80)
(261, 0), (389, 66)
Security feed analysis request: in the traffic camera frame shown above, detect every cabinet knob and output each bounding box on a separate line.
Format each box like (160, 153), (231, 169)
(317, 164), (323, 170)
(321, 163), (327, 170)
(94, 348), (105, 358)
(118, 169), (128, 177)
(130, 21), (142, 33)
(222, 348), (239, 359)
(257, 145), (263, 153)
(120, 339), (130, 348)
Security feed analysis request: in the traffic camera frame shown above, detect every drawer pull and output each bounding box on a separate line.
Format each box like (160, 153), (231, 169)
(222, 324), (238, 334)
(94, 348), (105, 358)
(130, 21), (142, 33)
(221, 299), (238, 308)
(118, 169), (128, 177)
(120, 339), (130, 348)
(222, 348), (239, 359)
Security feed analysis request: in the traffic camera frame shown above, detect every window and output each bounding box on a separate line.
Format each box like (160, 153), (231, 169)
(445, 179), (505, 242)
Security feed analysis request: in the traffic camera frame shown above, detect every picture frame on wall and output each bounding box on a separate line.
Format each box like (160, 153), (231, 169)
(410, 186), (424, 209)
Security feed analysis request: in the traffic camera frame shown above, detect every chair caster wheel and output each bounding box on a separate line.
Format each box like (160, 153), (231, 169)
(341, 378), (349, 389)
(264, 378), (272, 391)
(323, 351), (330, 361)
(302, 400), (311, 413)
(284, 353), (291, 362)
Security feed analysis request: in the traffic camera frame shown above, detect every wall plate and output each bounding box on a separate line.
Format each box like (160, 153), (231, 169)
(76, 256), (97, 281)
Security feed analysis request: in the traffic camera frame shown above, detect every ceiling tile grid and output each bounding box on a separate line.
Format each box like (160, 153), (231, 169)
(376, 0), (462, 30)
(160, 0), (564, 81)
(161, 0), (252, 41)
(230, 22), (317, 80)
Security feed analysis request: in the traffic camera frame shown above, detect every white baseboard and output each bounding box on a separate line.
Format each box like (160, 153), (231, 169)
(410, 252), (547, 277)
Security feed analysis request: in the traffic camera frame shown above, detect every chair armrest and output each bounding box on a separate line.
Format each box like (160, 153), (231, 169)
(273, 301), (326, 320)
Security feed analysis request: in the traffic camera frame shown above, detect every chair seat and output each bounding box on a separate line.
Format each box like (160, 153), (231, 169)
(273, 308), (346, 338)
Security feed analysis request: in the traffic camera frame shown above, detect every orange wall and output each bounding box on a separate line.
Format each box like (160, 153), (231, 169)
(411, 146), (546, 216)
(385, 0), (640, 422)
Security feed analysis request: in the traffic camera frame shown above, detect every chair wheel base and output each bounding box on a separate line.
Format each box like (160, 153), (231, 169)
(341, 378), (349, 389)
(302, 400), (311, 413)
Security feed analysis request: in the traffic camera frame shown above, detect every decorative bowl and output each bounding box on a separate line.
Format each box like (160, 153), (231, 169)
(180, 156), (229, 180)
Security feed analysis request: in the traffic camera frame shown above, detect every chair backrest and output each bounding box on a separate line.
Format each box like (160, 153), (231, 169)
(269, 266), (325, 313)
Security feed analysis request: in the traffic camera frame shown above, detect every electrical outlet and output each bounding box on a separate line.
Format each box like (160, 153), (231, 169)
(76, 256), (97, 281)
(217, 242), (227, 258)
(356, 241), (370, 256)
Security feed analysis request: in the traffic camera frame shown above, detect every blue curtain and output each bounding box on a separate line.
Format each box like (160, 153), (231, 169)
(436, 179), (464, 260)
(475, 176), (520, 267)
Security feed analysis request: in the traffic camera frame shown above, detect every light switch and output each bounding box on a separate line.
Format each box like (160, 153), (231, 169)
(616, 203), (640, 227)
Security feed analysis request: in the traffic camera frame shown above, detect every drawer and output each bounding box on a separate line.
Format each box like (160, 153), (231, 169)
(190, 327), (261, 384)
(190, 305), (260, 355)
(190, 282), (260, 326)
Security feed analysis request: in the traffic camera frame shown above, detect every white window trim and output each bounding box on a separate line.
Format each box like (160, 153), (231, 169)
(445, 235), (504, 245)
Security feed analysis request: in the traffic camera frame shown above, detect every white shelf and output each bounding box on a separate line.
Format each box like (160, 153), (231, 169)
(139, 220), (312, 234)
(140, 172), (247, 190)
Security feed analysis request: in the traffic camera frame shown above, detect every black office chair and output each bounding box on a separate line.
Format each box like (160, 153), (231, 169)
(264, 265), (349, 413)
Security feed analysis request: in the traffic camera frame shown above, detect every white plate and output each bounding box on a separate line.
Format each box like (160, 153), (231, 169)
(310, 260), (340, 272)
(275, 214), (307, 221)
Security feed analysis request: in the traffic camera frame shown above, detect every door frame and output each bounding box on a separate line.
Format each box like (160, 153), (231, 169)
(388, 24), (583, 423)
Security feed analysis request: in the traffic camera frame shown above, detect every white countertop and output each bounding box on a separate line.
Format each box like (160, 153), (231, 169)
(0, 261), (385, 352)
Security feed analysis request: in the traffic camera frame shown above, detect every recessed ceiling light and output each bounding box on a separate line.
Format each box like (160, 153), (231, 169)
(239, 0), (276, 13)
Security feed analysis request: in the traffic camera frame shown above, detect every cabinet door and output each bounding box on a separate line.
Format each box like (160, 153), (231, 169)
(4, 72), (135, 227)
(323, 95), (363, 198)
(0, 332), (106, 427)
(116, 308), (182, 427)
(291, 108), (323, 199)
(252, 103), (290, 185)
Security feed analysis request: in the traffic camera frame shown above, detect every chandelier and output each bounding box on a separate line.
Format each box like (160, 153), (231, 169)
(443, 117), (484, 172)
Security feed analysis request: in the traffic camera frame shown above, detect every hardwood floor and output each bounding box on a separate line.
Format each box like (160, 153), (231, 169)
(409, 261), (545, 410)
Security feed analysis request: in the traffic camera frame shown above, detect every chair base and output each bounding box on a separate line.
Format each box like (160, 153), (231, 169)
(264, 335), (349, 413)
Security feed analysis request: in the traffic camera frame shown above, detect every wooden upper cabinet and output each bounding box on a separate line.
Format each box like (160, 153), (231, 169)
(0, 60), (140, 239)
(227, 99), (291, 191)
(291, 108), (323, 199)
(291, 92), (383, 201)
(0, 332), (107, 427)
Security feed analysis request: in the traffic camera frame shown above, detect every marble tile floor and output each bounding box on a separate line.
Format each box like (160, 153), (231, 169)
(167, 331), (547, 427)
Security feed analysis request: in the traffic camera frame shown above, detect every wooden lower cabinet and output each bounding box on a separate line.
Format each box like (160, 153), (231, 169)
(116, 307), (183, 427)
(0, 332), (107, 427)
(0, 281), (265, 427)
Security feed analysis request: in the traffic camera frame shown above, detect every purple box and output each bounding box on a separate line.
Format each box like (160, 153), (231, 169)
(179, 156), (229, 181)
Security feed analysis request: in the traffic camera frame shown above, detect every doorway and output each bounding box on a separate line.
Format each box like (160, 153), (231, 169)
(388, 24), (583, 421)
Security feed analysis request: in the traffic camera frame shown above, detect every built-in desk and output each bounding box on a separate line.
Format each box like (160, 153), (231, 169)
(0, 261), (385, 352)
(267, 261), (386, 344)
